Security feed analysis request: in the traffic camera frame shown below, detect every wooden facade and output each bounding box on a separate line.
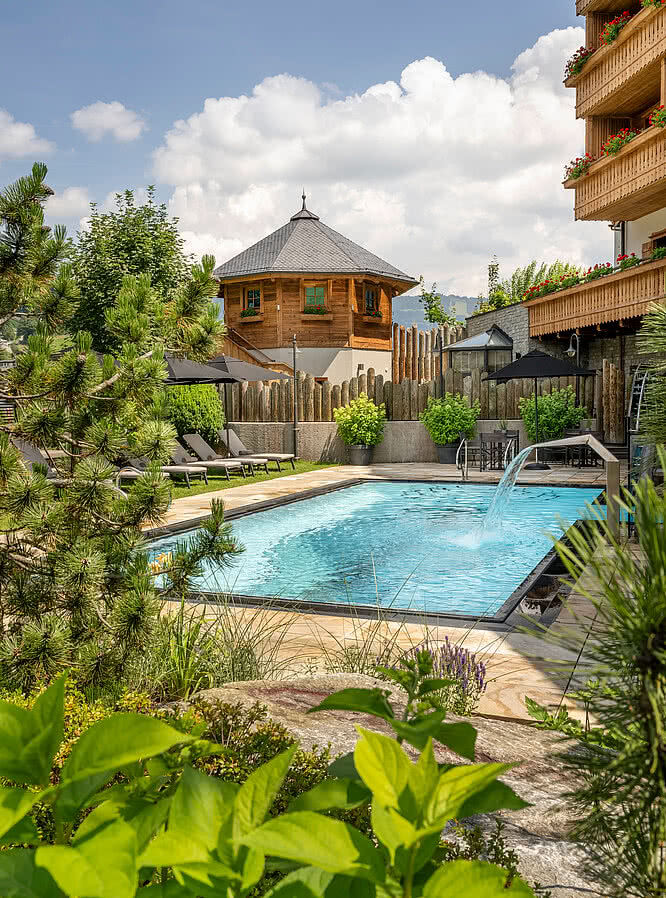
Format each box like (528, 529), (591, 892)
(566, 3), (666, 222)
(525, 257), (666, 337)
(220, 273), (405, 353)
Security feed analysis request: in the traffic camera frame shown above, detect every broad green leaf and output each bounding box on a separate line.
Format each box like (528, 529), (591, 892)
(35, 846), (104, 898)
(57, 714), (194, 821)
(0, 788), (43, 841)
(353, 728), (411, 809)
(170, 767), (236, 850)
(457, 779), (529, 820)
(0, 816), (41, 847)
(423, 859), (535, 896)
(0, 848), (62, 898)
(417, 678), (455, 696)
(117, 798), (171, 853)
(370, 804), (417, 866)
(388, 715), (477, 760)
(138, 882), (193, 896)
(327, 752), (358, 780)
(240, 846), (265, 892)
(263, 867), (356, 897)
(139, 831), (212, 868)
(242, 811), (385, 882)
(409, 740), (440, 810)
(39, 808), (139, 898)
(426, 764), (521, 828)
(288, 778), (371, 813)
(0, 677), (65, 786)
(232, 746), (297, 838)
(172, 860), (241, 898)
(307, 688), (394, 721)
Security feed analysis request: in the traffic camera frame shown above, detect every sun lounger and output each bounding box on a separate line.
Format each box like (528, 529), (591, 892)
(171, 443), (268, 476)
(129, 456), (208, 489)
(11, 437), (62, 480)
(218, 429), (295, 471)
(177, 437), (248, 479)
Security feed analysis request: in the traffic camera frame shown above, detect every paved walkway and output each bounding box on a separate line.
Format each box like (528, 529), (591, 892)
(155, 463), (619, 723)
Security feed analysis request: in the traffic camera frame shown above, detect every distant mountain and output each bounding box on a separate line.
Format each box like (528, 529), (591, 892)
(392, 293), (476, 330)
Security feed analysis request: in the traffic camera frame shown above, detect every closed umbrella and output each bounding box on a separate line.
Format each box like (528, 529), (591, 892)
(163, 354), (233, 385)
(485, 350), (595, 470)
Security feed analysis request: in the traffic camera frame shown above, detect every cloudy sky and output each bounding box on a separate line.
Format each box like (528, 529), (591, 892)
(2, 0), (610, 296)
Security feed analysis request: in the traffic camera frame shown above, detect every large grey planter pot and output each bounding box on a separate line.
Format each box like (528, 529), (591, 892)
(435, 442), (459, 464)
(348, 445), (373, 465)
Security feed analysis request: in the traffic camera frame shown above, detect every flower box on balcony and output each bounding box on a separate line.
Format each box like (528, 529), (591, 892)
(239, 312), (264, 324)
(362, 314), (384, 324)
(300, 313), (333, 322)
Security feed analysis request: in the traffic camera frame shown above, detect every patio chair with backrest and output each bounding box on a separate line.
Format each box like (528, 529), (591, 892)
(11, 437), (60, 479)
(170, 443), (266, 478)
(129, 455), (209, 489)
(218, 428), (296, 471)
(182, 434), (254, 478)
(458, 431), (493, 471)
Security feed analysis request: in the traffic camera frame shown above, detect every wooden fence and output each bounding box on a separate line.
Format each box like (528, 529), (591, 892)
(391, 324), (465, 384)
(226, 366), (608, 424)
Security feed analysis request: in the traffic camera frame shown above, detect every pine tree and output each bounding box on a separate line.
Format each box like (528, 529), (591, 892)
(0, 165), (240, 689)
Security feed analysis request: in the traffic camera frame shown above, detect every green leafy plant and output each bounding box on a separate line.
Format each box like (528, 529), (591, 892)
(69, 187), (191, 353)
(616, 252), (641, 270)
(564, 46), (595, 79)
(651, 246), (666, 260)
(602, 127), (639, 156)
(649, 103), (666, 127)
(333, 393), (386, 447)
(599, 11), (633, 45)
(418, 277), (460, 327)
(0, 671), (537, 897)
(240, 308), (260, 318)
(642, 0), (666, 9)
(518, 387), (587, 442)
(302, 305), (330, 315)
(583, 262), (613, 280)
(564, 153), (595, 180)
(167, 384), (225, 446)
(420, 393), (480, 446)
(529, 462), (666, 896)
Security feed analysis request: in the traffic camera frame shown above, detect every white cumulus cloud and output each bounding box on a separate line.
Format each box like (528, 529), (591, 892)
(71, 101), (147, 143)
(45, 186), (91, 220)
(153, 28), (610, 296)
(0, 109), (54, 162)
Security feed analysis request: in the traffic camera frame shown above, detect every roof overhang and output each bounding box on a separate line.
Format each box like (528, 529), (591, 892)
(216, 270), (418, 292)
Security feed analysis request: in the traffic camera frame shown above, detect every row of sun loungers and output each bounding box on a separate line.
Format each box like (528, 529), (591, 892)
(11, 431), (296, 491)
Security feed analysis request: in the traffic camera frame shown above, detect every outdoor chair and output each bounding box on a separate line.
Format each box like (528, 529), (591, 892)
(458, 432), (493, 471)
(181, 434), (253, 479)
(11, 437), (60, 480)
(129, 455), (209, 489)
(218, 428), (296, 471)
(566, 429), (604, 469)
(171, 444), (268, 478)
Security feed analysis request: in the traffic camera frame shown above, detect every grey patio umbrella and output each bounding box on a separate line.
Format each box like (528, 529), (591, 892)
(206, 354), (290, 451)
(163, 354), (233, 385)
(485, 350), (595, 470)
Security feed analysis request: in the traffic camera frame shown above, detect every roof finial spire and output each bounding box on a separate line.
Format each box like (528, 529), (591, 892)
(301, 189), (307, 210)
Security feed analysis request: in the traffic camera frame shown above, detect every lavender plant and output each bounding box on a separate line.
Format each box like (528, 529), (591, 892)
(386, 637), (487, 716)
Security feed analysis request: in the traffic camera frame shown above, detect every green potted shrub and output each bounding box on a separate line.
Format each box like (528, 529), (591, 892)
(420, 393), (480, 463)
(333, 392), (386, 465)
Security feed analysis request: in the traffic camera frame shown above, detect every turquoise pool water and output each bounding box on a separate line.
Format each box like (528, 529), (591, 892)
(150, 482), (603, 617)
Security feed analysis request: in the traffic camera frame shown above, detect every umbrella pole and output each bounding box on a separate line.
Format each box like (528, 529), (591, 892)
(225, 383), (231, 455)
(524, 375), (550, 471)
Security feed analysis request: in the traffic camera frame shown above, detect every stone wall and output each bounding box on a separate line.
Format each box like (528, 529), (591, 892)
(230, 418), (595, 464)
(464, 304), (563, 358)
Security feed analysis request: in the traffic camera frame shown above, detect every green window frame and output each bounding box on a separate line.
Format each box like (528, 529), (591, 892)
(305, 285), (326, 307)
(246, 287), (261, 310)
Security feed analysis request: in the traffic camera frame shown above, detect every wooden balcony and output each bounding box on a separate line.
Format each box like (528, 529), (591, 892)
(565, 125), (666, 220)
(567, 6), (666, 119)
(525, 258), (666, 337)
(576, 0), (636, 13)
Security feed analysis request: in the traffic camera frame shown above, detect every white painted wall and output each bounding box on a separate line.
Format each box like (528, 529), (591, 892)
(625, 208), (666, 257)
(262, 347), (392, 381)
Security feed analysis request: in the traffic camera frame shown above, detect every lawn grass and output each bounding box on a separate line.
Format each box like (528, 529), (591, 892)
(169, 460), (339, 500)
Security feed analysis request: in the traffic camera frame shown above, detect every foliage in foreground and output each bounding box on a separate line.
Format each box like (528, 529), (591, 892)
(0, 659), (537, 897)
(333, 393), (386, 447)
(637, 300), (666, 445)
(518, 386), (587, 442)
(167, 384), (225, 447)
(419, 393), (480, 446)
(0, 165), (237, 691)
(528, 463), (666, 897)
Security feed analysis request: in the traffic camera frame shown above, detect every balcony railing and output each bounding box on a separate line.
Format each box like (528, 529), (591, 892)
(564, 125), (666, 220)
(525, 257), (666, 337)
(576, 0), (638, 14)
(567, 6), (666, 119)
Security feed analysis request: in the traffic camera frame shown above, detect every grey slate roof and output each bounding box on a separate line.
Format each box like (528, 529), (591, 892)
(448, 325), (514, 351)
(213, 201), (417, 285)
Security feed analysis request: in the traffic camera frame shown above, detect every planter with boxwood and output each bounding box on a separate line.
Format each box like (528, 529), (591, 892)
(420, 393), (481, 463)
(519, 386), (588, 442)
(333, 392), (386, 464)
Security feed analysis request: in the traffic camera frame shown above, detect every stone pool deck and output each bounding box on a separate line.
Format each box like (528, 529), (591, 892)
(158, 462), (621, 723)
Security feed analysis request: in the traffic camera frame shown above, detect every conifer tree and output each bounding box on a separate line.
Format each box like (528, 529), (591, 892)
(0, 165), (240, 689)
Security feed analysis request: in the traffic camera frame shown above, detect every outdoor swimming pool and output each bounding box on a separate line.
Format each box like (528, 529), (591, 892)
(150, 482), (603, 618)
